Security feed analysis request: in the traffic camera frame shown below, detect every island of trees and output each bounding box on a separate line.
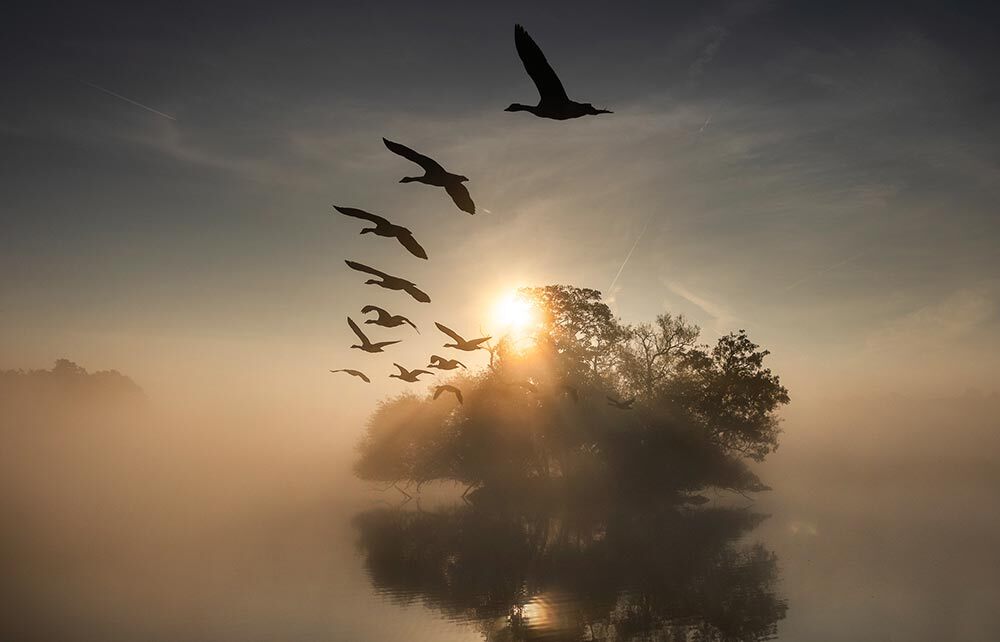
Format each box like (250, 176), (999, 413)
(355, 285), (789, 502)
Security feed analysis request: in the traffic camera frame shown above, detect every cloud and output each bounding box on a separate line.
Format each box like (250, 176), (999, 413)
(665, 281), (740, 334)
(866, 288), (995, 351)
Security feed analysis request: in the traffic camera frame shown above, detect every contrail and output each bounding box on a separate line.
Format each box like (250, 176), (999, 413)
(783, 252), (865, 292)
(608, 216), (652, 293)
(82, 81), (176, 121)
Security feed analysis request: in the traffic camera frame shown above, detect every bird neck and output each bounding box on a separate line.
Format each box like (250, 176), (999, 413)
(505, 103), (535, 113)
(399, 176), (419, 183)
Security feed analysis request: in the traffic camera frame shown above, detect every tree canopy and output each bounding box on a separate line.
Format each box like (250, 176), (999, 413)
(355, 285), (789, 498)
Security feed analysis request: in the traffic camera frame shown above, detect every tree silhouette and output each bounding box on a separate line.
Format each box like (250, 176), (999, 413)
(355, 285), (789, 497)
(355, 503), (786, 641)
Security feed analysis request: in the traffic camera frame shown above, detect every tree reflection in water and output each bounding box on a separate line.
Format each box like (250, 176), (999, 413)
(355, 502), (786, 641)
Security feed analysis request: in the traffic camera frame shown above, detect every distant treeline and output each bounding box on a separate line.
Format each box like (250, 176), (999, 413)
(355, 285), (789, 499)
(1, 359), (144, 426)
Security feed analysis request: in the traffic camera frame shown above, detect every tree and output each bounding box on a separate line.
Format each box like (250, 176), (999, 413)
(354, 285), (790, 497)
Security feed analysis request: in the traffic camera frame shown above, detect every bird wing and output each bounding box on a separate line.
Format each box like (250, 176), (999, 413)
(412, 369), (433, 377)
(514, 24), (569, 103)
(330, 369), (372, 383)
(435, 322), (465, 343)
(347, 317), (370, 344)
(383, 138), (444, 173)
(361, 305), (387, 317)
(456, 360), (467, 369)
(392, 363), (408, 376)
(372, 340), (402, 349)
(404, 284), (431, 303)
(345, 260), (389, 279)
(399, 315), (419, 332)
(428, 355), (443, 365)
(334, 205), (389, 227)
(454, 388), (463, 404)
(397, 231), (429, 259)
(433, 386), (445, 400)
(445, 182), (476, 215)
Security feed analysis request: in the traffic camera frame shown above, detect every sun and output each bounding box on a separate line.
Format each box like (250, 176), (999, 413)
(492, 291), (537, 338)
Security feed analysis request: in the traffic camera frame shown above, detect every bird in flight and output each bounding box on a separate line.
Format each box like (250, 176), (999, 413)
(427, 355), (466, 370)
(383, 138), (475, 215)
(433, 384), (464, 405)
(348, 317), (401, 353)
(389, 363), (433, 383)
(435, 322), (491, 351)
(333, 205), (428, 260)
(606, 396), (636, 410)
(506, 24), (612, 120)
(362, 305), (419, 333)
(345, 260), (431, 303)
(329, 368), (371, 383)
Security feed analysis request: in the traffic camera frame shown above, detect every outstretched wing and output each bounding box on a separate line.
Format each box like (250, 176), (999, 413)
(433, 386), (446, 400)
(345, 260), (389, 279)
(330, 369), (371, 383)
(453, 388), (463, 404)
(334, 205), (389, 227)
(445, 182), (476, 215)
(435, 322), (465, 343)
(428, 355), (444, 365)
(404, 284), (431, 303)
(383, 138), (444, 173)
(514, 24), (569, 103)
(392, 363), (408, 376)
(397, 231), (429, 259)
(361, 305), (387, 316)
(399, 315), (419, 332)
(347, 317), (369, 344)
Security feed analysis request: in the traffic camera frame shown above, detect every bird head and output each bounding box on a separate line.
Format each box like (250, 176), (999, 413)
(457, 175), (469, 183)
(505, 103), (530, 113)
(364, 279), (379, 285)
(584, 103), (613, 115)
(360, 228), (375, 234)
(399, 176), (417, 183)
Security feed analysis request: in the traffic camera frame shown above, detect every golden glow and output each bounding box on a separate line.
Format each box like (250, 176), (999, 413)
(491, 291), (538, 342)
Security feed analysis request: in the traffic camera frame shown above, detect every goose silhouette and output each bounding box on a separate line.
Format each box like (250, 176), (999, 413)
(334, 205), (427, 259)
(383, 138), (475, 215)
(389, 363), (433, 383)
(433, 384), (464, 405)
(329, 368), (371, 383)
(345, 260), (431, 303)
(506, 24), (612, 120)
(348, 317), (401, 353)
(427, 354), (466, 370)
(606, 395), (635, 410)
(435, 322), (491, 351)
(362, 305), (419, 333)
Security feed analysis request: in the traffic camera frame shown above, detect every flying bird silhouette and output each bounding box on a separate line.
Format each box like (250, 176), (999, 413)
(329, 368), (371, 383)
(333, 205), (428, 259)
(506, 24), (612, 120)
(348, 317), (401, 353)
(389, 363), (433, 383)
(606, 395), (636, 410)
(383, 138), (475, 214)
(345, 260), (431, 303)
(427, 354), (466, 370)
(362, 305), (419, 333)
(433, 384), (464, 405)
(434, 322), (491, 351)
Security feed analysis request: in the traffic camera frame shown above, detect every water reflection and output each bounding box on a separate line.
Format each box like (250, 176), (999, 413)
(355, 502), (787, 641)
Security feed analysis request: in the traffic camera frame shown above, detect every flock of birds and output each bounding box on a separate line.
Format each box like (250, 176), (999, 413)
(330, 24), (633, 411)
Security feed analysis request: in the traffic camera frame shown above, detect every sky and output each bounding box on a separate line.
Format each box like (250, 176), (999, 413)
(2, 0), (999, 417)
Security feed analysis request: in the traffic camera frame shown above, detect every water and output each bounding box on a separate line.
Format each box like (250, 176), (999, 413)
(3, 397), (999, 641)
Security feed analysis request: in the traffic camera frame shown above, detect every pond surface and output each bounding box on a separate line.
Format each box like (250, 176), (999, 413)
(4, 404), (999, 641)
